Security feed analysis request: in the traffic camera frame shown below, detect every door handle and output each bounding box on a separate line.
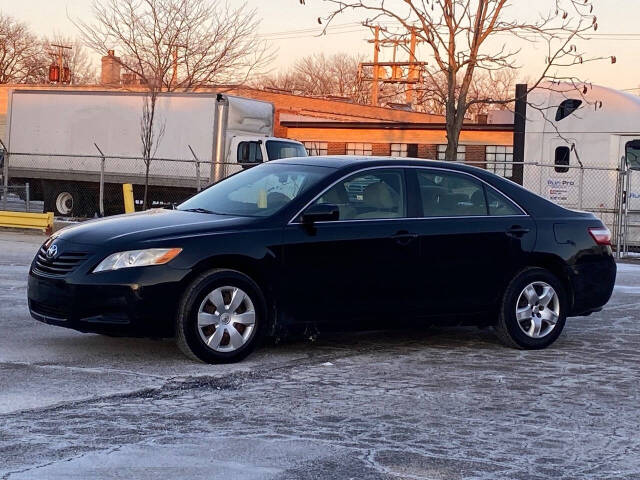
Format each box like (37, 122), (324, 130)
(392, 231), (418, 246)
(506, 225), (531, 238)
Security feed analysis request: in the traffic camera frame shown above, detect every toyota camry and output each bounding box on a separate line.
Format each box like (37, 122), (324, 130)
(28, 157), (616, 363)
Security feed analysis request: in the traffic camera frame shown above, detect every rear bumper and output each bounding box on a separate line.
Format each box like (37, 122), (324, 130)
(568, 254), (617, 317)
(27, 268), (188, 336)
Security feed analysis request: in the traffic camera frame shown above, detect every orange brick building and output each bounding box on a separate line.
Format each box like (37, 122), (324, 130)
(0, 80), (516, 181)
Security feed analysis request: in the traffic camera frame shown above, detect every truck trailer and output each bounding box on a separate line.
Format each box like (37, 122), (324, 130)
(3, 90), (307, 216)
(519, 83), (640, 245)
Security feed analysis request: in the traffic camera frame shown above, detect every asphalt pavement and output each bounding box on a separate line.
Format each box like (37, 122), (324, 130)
(1, 230), (639, 479)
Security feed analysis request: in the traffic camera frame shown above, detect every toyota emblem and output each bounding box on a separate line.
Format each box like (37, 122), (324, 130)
(46, 244), (59, 259)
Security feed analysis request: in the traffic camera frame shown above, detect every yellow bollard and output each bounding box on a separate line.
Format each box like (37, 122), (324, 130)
(123, 184), (135, 213)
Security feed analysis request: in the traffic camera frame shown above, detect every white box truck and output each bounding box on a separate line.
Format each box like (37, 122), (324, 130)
(3, 90), (307, 216)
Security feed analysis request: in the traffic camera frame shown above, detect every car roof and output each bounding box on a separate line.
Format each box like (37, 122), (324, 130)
(273, 155), (483, 173)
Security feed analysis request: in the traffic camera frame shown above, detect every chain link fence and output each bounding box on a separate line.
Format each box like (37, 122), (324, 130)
(2, 150), (244, 218)
(1, 149), (636, 257)
(0, 184), (41, 213)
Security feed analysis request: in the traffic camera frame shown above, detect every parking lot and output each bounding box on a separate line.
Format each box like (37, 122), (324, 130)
(1, 230), (639, 479)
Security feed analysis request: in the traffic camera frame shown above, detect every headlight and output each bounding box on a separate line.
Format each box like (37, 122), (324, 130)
(93, 248), (182, 273)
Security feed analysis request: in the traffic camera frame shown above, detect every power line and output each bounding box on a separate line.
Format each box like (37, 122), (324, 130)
(259, 20), (640, 42)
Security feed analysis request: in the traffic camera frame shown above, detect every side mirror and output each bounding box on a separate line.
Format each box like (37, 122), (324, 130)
(301, 203), (339, 224)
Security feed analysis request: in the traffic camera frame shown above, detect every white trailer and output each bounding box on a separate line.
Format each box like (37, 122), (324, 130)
(3, 90), (307, 216)
(520, 83), (640, 244)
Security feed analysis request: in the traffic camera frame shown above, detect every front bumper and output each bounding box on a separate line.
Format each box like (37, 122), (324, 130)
(28, 266), (189, 337)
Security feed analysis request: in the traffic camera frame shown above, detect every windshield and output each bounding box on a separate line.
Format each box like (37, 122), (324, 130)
(178, 163), (329, 217)
(266, 141), (308, 160)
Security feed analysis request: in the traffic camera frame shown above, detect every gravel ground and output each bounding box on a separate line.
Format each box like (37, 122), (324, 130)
(0, 230), (639, 480)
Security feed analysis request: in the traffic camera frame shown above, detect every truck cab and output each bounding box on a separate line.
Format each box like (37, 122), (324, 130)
(231, 136), (307, 167)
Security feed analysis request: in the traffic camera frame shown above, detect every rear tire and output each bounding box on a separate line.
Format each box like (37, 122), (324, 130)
(175, 269), (267, 364)
(495, 267), (568, 349)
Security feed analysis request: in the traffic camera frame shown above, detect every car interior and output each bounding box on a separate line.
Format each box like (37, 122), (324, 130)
(316, 171), (405, 219)
(314, 169), (521, 220)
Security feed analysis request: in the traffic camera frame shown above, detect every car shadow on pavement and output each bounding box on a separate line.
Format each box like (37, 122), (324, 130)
(37, 322), (505, 369)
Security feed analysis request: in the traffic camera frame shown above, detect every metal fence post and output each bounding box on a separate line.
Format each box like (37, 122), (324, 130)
(616, 157), (626, 258)
(25, 182), (30, 213)
(188, 145), (201, 192)
(0, 139), (8, 212)
(94, 144), (106, 217)
(624, 167), (631, 256)
(578, 166), (585, 210)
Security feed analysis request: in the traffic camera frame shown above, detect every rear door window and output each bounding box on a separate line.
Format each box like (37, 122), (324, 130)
(416, 170), (487, 217)
(485, 188), (523, 216)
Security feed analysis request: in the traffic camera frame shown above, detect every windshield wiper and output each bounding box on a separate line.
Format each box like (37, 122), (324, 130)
(182, 207), (218, 214)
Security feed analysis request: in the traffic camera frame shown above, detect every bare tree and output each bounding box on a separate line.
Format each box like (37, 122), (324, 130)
(308, 0), (615, 160)
(0, 13), (46, 84)
(43, 35), (97, 85)
(415, 69), (518, 117)
(140, 85), (166, 209)
(74, 0), (270, 91)
(74, 0), (271, 208)
(257, 53), (370, 102)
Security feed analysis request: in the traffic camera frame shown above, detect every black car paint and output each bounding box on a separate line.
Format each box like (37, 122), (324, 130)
(28, 157), (616, 337)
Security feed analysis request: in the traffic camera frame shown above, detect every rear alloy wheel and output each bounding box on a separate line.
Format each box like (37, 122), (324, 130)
(495, 268), (567, 349)
(176, 269), (266, 363)
(515, 281), (560, 339)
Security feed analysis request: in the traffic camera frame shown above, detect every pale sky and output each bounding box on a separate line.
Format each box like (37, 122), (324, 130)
(2, 0), (639, 92)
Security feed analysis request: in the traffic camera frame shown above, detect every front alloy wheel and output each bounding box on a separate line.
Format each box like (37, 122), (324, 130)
(176, 269), (266, 363)
(197, 286), (256, 352)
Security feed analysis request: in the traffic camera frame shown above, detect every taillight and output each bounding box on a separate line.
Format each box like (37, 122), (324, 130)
(588, 227), (611, 246)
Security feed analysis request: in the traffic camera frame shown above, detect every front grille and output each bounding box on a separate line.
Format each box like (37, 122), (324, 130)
(30, 300), (71, 319)
(33, 246), (89, 277)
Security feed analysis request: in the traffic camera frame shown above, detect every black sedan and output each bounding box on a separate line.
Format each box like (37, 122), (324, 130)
(28, 157), (616, 363)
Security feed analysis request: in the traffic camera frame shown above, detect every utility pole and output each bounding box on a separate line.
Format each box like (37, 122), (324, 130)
(371, 25), (380, 106)
(50, 44), (72, 84)
(51, 43), (73, 83)
(163, 43), (185, 89)
(360, 25), (426, 107)
(406, 27), (417, 104)
(171, 47), (178, 88)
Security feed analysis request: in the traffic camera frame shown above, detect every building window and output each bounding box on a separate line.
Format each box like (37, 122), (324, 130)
(554, 146), (570, 173)
(391, 143), (408, 157)
(346, 143), (373, 156)
(303, 141), (328, 156)
(555, 99), (582, 121)
(486, 145), (514, 178)
(437, 144), (466, 161)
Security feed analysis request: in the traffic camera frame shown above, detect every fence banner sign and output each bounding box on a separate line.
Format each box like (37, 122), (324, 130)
(546, 178), (578, 205)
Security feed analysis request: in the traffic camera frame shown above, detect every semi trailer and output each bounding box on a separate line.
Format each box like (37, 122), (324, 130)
(519, 83), (640, 245)
(3, 90), (307, 216)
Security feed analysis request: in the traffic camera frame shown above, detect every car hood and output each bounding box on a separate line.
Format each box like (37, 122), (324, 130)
(52, 209), (255, 246)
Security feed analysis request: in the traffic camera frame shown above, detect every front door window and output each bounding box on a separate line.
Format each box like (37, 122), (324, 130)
(311, 169), (405, 220)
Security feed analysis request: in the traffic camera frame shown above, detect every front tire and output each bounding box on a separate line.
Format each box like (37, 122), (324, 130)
(175, 269), (267, 364)
(495, 268), (568, 349)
